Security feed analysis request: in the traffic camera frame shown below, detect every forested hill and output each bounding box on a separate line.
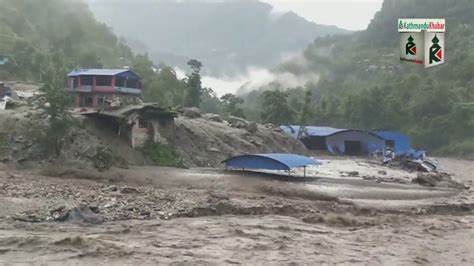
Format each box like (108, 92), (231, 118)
(248, 0), (474, 155)
(0, 0), (134, 81)
(86, 0), (349, 76)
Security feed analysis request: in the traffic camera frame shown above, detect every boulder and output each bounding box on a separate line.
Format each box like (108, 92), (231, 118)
(120, 186), (139, 194)
(183, 107), (202, 118)
(67, 204), (103, 224)
(264, 123), (276, 129)
(203, 113), (223, 122)
(246, 122), (258, 133)
(415, 174), (438, 187)
(233, 121), (247, 128)
(227, 116), (249, 128)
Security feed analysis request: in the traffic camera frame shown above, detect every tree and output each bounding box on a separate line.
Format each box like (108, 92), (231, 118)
(299, 90), (315, 125)
(200, 87), (224, 114)
(38, 56), (72, 157)
(184, 59), (203, 107)
(259, 90), (295, 125)
(220, 93), (246, 118)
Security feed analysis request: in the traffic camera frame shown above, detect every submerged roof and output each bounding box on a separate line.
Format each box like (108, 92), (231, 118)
(67, 69), (139, 78)
(223, 153), (319, 171)
(280, 125), (346, 138)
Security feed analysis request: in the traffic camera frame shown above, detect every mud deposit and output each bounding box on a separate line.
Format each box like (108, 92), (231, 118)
(0, 158), (473, 265)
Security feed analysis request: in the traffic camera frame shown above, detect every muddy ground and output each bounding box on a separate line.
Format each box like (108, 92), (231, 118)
(0, 157), (473, 265)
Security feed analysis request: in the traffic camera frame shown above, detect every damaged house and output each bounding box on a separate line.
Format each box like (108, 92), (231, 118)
(371, 130), (411, 155)
(89, 103), (177, 148)
(325, 130), (386, 156)
(281, 125), (388, 156)
(66, 69), (176, 148)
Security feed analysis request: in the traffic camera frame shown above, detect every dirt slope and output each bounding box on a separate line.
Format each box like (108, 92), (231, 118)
(170, 117), (307, 167)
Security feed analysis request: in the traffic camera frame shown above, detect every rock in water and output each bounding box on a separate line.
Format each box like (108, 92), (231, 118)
(183, 107), (202, 118)
(121, 186), (139, 194)
(246, 122), (258, 133)
(67, 204), (103, 224)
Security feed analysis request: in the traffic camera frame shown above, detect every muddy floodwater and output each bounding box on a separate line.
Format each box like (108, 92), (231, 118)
(0, 157), (472, 265)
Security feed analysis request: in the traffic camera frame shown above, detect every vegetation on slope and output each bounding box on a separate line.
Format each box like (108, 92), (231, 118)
(242, 0), (474, 156)
(87, 0), (349, 76)
(0, 0), (134, 81)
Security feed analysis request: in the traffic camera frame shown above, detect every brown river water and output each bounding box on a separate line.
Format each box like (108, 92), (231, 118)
(0, 157), (472, 265)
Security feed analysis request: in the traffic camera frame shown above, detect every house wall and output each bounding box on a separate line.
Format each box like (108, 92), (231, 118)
(326, 131), (386, 155)
(130, 119), (150, 148)
(372, 130), (411, 155)
(126, 116), (175, 148)
(301, 136), (327, 150)
(68, 75), (141, 108)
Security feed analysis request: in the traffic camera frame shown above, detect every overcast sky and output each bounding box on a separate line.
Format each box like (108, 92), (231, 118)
(261, 0), (383, 31)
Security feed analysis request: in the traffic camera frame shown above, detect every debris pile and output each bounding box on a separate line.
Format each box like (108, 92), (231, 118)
(171, 114), (307, 167)
(414, 172), (468, 189)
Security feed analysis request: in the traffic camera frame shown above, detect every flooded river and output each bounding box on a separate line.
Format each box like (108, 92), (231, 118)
(0, 157), (472, 264)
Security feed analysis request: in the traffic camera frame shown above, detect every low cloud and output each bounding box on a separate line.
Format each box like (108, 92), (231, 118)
(175, 66), (319, 97)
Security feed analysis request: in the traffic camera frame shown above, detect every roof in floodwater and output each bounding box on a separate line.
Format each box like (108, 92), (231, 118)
(223, 153), (320, 171)
(280, 125), (346, 138)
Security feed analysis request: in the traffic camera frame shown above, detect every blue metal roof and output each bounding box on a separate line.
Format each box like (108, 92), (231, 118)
(223, 153), (319, 171)
(280, 125), (346, 138)
(68, 69), (138, 77)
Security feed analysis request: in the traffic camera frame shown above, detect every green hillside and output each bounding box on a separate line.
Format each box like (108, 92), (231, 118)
(0, 0), (134, 81)
(86, 0), (349, 76)
(246, 0), (474, 155)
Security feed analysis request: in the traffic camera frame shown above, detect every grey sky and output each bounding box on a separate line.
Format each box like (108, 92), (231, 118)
(261, 0), (383, 30)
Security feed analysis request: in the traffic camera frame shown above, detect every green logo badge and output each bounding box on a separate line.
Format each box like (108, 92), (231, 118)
(429, 34), (442, 64)
(405, 35), (416, 55)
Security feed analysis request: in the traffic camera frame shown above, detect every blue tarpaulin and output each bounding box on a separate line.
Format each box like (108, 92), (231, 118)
(223, 153), (319, 171)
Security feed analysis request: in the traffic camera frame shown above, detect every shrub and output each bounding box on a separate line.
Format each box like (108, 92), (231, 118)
(140, 143), (185, 168)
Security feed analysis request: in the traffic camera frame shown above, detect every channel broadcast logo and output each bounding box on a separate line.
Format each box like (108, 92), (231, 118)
(398, 18), (445, 68)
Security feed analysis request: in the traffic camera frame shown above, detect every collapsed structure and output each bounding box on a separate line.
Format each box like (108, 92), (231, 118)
(89, 103), (177, 148)
(67, 69), (176, 148)
(281, 125), (414, 156)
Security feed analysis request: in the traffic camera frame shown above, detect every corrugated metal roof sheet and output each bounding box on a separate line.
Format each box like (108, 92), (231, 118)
(223, 153), (319, 171)
(68, 69), (131, 76)
(97, 103), (176, 119)
(280, 125), (346, 138)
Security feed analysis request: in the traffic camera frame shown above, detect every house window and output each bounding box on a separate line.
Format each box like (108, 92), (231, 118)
(138, 119), (148, 128)
(96, 76), (112, 86)
(71, 77), (78, 88)
(116, 77), (126, 87)
(81, 76), (93, 86)
(81, 95), (93, 107)
(97, 95), (106, 105)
